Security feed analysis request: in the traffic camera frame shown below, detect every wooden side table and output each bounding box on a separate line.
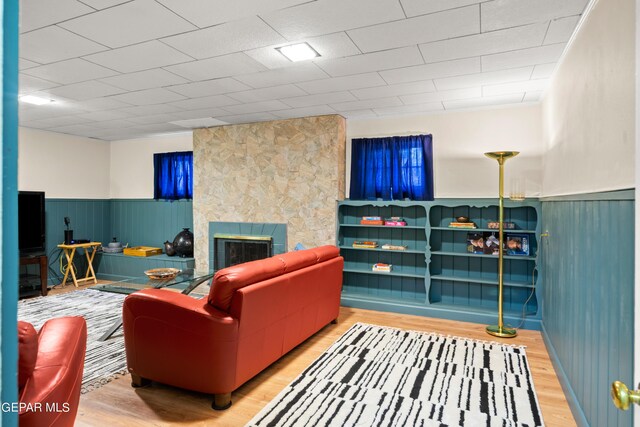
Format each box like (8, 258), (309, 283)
(57, 242), (101, 287)
(19, 255), (48, 296)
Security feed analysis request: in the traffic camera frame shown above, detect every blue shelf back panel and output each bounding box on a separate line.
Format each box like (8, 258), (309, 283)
(94, 253), (195, 280)
(343, 272), (426, 302)
(338, 203), (428, 227)
(429, 204), (538, 230)
(541, 194), (634, 427)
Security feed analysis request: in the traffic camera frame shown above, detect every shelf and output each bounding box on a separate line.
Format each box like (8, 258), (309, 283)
(431, 251), (536, 261)
(429, 302), (537, 318)
(339, 245), (425, 254)
(341, 292), (426, 306)
(339, 223), (425, 230)
(431, 227), (536, 233)
(344, 268), (425, 279)
(430, 275), (535, 289)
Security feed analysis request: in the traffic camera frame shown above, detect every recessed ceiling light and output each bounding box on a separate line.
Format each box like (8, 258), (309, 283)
(276, 43), (320, 62)
(19, 95), (54, 106)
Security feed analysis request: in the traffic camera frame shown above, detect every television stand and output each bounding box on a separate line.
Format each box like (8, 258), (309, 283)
(19, 255), (48, 296)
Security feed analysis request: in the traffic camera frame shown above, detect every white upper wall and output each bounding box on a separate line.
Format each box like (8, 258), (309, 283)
(18, 127), (110, 198)
(109, 132), (192, 199)
(541, 0), (635, 196)
(347, 104), (543, 198)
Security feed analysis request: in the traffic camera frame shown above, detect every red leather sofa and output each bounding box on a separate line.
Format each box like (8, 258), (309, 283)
(123, 245), (343, 409)
(18, 316), (87, 427)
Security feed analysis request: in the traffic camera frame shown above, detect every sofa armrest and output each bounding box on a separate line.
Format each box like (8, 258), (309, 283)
(123, 289), (239, 394)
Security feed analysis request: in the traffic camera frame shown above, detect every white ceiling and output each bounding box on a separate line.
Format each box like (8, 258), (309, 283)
(18, 0), (589, 141)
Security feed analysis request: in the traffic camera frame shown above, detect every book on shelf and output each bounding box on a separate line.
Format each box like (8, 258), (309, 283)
(381, 244), (408, 251)
(360, 219), (385, 225)
(384, 220), (407, 226)
(449, 222), (477, 229)
(372, 263), (392, 272)
(361, 216), (382, 220)
(352, 240), (378, 248)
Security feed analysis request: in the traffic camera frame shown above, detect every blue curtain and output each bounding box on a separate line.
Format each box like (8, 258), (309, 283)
(154, 151), (193, 200)
(349, 134), (433, 201)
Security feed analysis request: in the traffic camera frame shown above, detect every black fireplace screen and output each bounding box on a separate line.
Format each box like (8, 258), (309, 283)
(213, 235), (273, 270)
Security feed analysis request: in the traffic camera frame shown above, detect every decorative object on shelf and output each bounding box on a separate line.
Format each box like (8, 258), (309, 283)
(172, 227), (194, 258)
(372, 263), (392, 272)
(102, 237), (124, 253)
(505, 233), (530, 256)
(163, 240), (176, 256)
(144, 267), (180, 280)
(488, 221), (516, 229)
(509, 176), (525, 201)
(449, 221), (477, 229)
(381, 244), (407, 251)
(484, 151), (519, 338)
(352, 240), (378, 248)
(455, 216), (470, 223)
(123, 246), (162, 257)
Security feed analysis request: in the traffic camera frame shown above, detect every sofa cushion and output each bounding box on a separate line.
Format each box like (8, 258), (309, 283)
(209, 256), (285, 311)
(310, 245), (340, 263)
(18, 321), (38, 391)
(275, 250), (318, 273)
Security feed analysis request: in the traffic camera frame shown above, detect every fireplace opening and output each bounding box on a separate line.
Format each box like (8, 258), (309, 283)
(213, 234), (273, 270)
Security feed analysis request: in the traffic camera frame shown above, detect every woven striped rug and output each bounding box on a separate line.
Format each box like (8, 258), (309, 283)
(18, 289), (127, 393)
(247, 323), (544, 427)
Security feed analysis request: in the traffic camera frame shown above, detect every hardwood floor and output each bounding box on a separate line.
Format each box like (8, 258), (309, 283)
(63, 286), (576, 427)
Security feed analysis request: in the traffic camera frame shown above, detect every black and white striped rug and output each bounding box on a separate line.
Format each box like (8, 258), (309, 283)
(18, 289), (127, 393)
(247, 323), (544, 427)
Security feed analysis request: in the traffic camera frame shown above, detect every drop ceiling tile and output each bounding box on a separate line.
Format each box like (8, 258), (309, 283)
(47, 123), (98, 135)
(59, 0), (197, 48)
(481, 44), (565, 72)
(22, 58), (119, 85)
(84, 41), (193, 73)
(166, 78), (251, 98)
(164, 53), (267, 82)
(222, 100), (291, 115)
(215, 112), (279, 125)
(481, 0), (588, 32)
(19, 74), (60, 93)
(351, 80), (436, 100)
(20, 26), (107, 64)
(282, 91), (355, 108)
(434, 67), (533, 90)
(78, 0), (130, 9)
(523, 91), (543, 102)
(544, 16), (581, 45)
(380, 58), (481, 85)
(99, 69), (189, 91)
(18, 100), (87, 119)
(228, 85), (308, 103)
(19, 58), (40, 70)
(168, 94), (240, 110)
(531, 63), (556, 79)
(482, 79), (549, 97)
(329, 97), (403, 112)
(400, 0), (482, 17)
(235, 63), (330, 88)
(161, 16), (285, 60)
(418, 23), (547, 64)
(120, 104), (184, 116)
(24, 115), (96, 128)
(261, 0), (405, 40)
(317, 46), (424, 77)
(126, 122), (186, 133)
(170, 107), (232, 119)
(20, 0), (94, 33)
(373, 102), (444, 116)
(169, 117), (229, 128)
(156, 0), (311, 29)
(400, 87), (482, 104)
(296, 73), (386, 95)
(110, 88), (187, 106)
(127, 113), (180, 125)
(73, 97), (134, 111)
(76, 110), (130, 121)
(338, 109), (377, 119)
(45, 80), (126, 100)
(271, 105), (337, 119)
(246, 32), (361, 70)
(444, 93), (524, 110)
(90, 118), (150, 129)
(348, 5), (479, 53)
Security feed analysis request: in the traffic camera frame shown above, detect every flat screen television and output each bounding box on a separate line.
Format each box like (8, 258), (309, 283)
(18, 191), (46, 255)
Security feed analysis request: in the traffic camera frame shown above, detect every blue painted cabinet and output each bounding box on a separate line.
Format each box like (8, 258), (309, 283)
(337, 199), (542, 329)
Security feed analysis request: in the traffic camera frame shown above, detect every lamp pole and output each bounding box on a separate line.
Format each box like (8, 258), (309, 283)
(485, 151), (519, 338)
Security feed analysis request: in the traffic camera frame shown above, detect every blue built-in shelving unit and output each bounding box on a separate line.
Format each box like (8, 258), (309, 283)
(337, 199), (542, 330)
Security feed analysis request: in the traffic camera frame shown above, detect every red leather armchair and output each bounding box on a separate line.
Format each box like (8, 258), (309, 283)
(123, 245), (343, 410)
(18, 317), (87, 427)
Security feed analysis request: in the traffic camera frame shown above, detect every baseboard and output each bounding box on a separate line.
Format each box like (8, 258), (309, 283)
(540, 323), (590, 427)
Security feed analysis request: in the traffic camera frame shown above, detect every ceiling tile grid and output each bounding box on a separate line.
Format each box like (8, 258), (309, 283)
(17, 0), (590, 140)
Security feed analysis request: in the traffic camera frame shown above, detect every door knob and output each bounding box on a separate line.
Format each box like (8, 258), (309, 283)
(611, 381), (640, 410)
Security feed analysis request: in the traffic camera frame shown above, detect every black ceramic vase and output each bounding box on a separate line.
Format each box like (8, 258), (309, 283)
(164, 240), (176, 256)
(172, 228), (194, 258)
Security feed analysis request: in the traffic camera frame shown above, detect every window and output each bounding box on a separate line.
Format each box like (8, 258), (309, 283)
(349, 134), (433, 201)
(153, 151), (193, 200)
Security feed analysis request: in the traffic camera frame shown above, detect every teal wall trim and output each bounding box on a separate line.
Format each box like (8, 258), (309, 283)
(2, 0), (20, 423)
(541, 193), (634, 427)
(94, 253), (194, 280)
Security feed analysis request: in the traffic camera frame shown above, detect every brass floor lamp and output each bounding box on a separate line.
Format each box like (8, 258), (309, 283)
(485, 151), (519, 338)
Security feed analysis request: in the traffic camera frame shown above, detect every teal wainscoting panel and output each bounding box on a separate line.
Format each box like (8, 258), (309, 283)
(541, 192), (634, 427)
(94, 253), (195, 281)
(110, 199), (193, 249)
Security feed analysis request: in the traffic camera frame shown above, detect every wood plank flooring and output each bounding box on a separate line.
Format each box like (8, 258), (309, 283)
(54, 281), (576, 427)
